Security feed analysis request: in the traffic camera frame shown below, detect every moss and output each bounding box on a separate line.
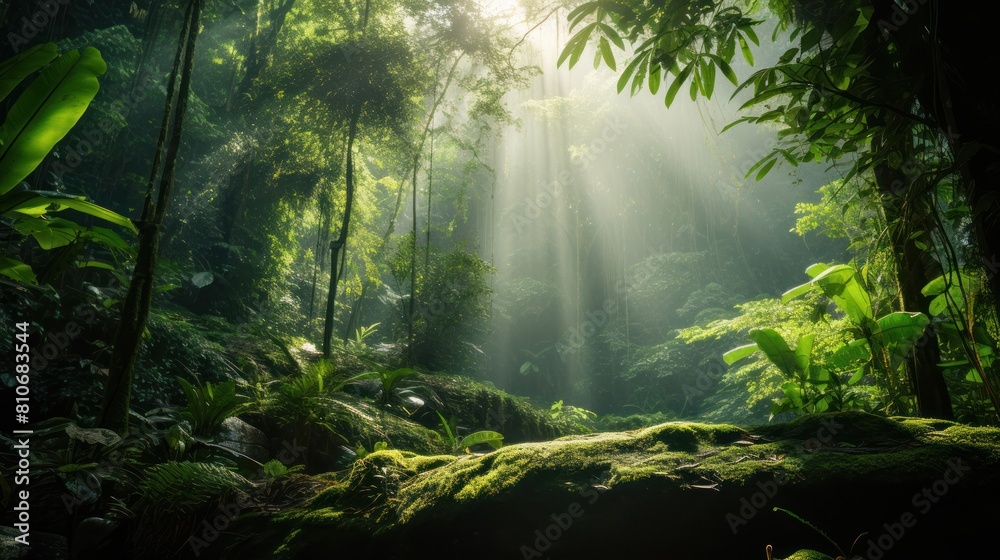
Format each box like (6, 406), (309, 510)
(331, 393), (449, 455)
(412, 373), (570, 441)
(216, 413), (1000, 559)
(778, 551), (835, 560)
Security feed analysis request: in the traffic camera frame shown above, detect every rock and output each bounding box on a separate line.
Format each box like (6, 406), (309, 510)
(220, 412), (1000, 559)
(0, 528), (67, 560)
(214, 417), (270, 464)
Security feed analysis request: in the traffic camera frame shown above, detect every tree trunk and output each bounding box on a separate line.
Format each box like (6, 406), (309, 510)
(98, 0), (202, 432)
(322, 109), (360, 358)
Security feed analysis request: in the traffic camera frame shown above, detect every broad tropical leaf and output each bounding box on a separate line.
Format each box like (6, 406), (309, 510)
(0, 47), (107, 195)
(749, 328), (799, 378)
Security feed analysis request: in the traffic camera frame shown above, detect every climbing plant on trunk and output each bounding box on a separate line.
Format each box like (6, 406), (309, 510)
(98, 0), (202, 432)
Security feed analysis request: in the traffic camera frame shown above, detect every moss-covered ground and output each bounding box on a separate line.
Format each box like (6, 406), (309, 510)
(213, 412), (1000, 559)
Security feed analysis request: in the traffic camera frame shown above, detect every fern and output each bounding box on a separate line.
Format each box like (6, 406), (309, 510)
(135, 461), (249, 514)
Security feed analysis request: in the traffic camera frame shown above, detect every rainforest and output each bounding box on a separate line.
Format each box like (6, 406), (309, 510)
(1, 1), (999, 558)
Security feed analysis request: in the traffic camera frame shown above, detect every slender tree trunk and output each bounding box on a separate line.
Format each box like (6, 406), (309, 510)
(425, 107), (434, 280)
(98, 0), (202, 432)
(323, 109), (360, 358)
(408, 154), (418, 364)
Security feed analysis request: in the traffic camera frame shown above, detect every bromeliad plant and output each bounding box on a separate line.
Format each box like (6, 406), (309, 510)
(0, 43), (137, 285)
(726, 263), (932, 418)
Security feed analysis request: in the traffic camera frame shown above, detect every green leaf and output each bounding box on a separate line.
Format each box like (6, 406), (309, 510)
(76, 260), (116, 271)
(15, 216), (83, 249)
(0, 43), (59, 103)
(794, 334), (815, 373)
(648, 60), (661, 95)
(456, 431), (504, 452)
(191, 271), (214, 288)
(716, 57), (738, 86)
(749, 328), (799, 378)
(701, 59), (716, 98)
(598, 37), (616, 70)
(598, 23), (625, 50)
(805, 263), (828, 278)
(617, 53), (647, 94)
(781, 281), (813, 303)
(737, 33), (754, 66)
(435, 411), (456, 445)
(566, 2), (599, 31)
(781, 381), (803, 407)
(755, 157), (777, 181)
(664, 64), (693, 108)
(5, 194), (137, 233)
(811, 264), (873, 324)
(831, 339), (871, 369)
(0, 48), (107, 196)
(723, 343), (758, 365)
(0, 255), (36, 284)
(872, 312), (929, 363)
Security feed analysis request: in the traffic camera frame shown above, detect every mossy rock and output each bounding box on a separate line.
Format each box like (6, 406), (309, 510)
(216, 413), (1000, 559)
(778, 551), (834, 560)
(410, 373), (572, 442)
(331, 393), (449, 456)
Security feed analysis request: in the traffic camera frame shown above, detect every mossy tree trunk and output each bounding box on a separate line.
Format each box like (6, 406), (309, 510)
(98, 0), (202, 432)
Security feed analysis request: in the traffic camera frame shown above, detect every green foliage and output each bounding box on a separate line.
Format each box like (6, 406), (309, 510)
(435, 410), (503, 455)
(401, 246), (496, 371)
(549, 400), (598, 433)
(725, 263), (935, 417)
(259, 361), (348, 442)
(0, 44), (135, 285)
(176, 378), (247, 437)
(347, 322), (381, 356)
(134, 461), (250, 514)
(560, 1), (759, 107)
(262, 459), (305, 481)
(351, 362), (424, 411)
(727, 328), (863, 418)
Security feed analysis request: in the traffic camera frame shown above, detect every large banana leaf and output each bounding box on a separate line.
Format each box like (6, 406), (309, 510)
(748, 328), (799, 378)
(723, 343), (758, 364)
(810, 264), (873, 324)
(0, 47), (107, 195)
(793, 333), (815, 373)
(0, 43), (59, 102)
(2, 190), (136, 232)
(870, 312), (930, 369)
